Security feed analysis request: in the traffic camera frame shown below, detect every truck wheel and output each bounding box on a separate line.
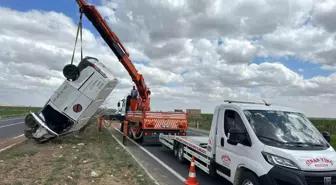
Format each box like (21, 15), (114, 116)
(177, 144), (186, 163)
(239, 171), (260, 185)
(173, 143), (178, 157)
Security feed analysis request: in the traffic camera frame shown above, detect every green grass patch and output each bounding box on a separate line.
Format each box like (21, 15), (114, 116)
(0, 106), (41, 118)
(0, 116), (156, 185)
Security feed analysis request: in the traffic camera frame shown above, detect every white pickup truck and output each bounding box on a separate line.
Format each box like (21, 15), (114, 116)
(159, 100), (335, 185)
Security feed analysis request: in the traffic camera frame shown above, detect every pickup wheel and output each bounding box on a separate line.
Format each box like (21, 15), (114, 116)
(238, 171), (260, 185)
(177, 144), (186, 163)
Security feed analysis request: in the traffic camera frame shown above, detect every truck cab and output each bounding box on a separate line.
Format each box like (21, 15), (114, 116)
(208, 101), (335, 185)
(160, 100), (334, 185)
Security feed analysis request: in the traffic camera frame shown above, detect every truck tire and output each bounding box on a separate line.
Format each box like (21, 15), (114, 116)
(177, 144), (186, 163)
(173, 143), (178, 157)
(238, 171), (260, 185)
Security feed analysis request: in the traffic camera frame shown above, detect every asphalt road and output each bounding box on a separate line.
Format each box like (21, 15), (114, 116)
(141, 130), (230, 185)
(0, 116), (25, 141)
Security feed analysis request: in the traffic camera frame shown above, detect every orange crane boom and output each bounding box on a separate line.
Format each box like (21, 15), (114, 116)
(75, 0), (188, 143)
(76, 0), (150, 111)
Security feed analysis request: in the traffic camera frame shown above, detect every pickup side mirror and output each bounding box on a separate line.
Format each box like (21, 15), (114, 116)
(227, 127), (249, 146)
(322, 131), (331, 143)
(117, 102), (120, 107)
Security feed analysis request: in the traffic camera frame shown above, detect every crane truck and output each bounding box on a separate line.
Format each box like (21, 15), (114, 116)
(24, 0), (188, 143)
(75, 0), (188, 143)
(160, 100), (335, 185)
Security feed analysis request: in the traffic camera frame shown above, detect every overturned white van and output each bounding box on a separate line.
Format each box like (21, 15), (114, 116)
(24, 56), (118, 143)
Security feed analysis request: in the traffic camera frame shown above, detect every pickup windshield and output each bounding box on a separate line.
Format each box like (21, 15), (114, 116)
(243, 109), (329, 150)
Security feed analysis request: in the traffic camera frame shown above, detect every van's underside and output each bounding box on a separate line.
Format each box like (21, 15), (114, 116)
(24, 105), (75, 142)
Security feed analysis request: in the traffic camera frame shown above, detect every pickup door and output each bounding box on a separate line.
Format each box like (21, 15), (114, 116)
(215, 107), (252, 182)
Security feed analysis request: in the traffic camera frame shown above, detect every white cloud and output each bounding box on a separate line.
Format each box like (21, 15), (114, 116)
(1, 0), (336, 118)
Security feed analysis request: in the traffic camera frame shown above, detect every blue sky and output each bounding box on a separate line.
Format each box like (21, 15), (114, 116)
(0, 0), (103, 37)
(1, 0), (334, 81)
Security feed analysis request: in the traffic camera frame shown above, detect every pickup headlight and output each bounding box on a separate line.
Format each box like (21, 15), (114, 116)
(262, 152), (300, 170)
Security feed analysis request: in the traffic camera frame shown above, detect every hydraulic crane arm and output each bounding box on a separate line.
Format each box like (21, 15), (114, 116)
(75, 0), (151, 111)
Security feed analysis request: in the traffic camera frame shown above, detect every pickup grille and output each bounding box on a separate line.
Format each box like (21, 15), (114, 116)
(305, 176), (336, 185)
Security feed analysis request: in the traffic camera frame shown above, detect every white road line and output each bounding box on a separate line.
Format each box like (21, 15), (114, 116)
(109, 131), (161, 185)
(13, 134), (24, 139)
(0, 117), (24, 122)
(0, 139), (26, 153)
(0, 122), (24, 129)
(113, 127), (187, 182)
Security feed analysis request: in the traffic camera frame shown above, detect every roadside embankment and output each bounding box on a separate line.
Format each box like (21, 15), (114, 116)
(0, 116), (157, 185)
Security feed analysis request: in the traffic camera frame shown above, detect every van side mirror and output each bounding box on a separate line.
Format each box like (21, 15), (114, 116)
(117, 102), (120, 107)
(228, 128), (248, 146)
(322, 131), (331, 143)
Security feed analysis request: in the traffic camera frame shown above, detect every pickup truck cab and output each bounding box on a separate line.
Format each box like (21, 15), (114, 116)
(159, 100), (334, 185)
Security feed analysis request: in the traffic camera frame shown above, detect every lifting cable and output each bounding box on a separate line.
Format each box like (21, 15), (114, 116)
(70, 12), (83, 65)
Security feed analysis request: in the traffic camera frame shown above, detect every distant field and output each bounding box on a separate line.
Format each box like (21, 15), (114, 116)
(188, 113), (336, 135)
(0, 106), (41, 118)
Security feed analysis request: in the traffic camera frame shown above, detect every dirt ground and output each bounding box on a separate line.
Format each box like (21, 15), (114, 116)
(0, 117), (156, 185)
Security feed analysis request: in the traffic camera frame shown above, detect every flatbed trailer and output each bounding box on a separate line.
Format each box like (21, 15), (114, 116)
(159, 100), (336, 185)
(159, 134), (211, 173)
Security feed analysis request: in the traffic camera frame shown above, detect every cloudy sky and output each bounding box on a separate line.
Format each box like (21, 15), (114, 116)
(0, 0), (336, 118)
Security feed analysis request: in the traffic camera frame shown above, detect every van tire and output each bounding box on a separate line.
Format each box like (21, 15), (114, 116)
(238, 171), (260, 185)
(25, 114), (37, 128)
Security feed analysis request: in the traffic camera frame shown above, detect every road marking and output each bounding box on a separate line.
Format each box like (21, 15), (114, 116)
(13, 134), (24, 139)
(187, 130), (204, 136)
(113, 127), (187, 182)
(0, 139), (26, 153)
(0, 122), (24, 129)
(109, 131), (161, 185)
(0, 117), (23, 122)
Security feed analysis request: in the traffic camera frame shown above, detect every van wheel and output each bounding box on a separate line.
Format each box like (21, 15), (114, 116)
(63, 64), (79, 81)
(177, 144), (185, 163)
(25, 114), (37, 128)
(239, 171), (260, 185)
(24, 128), (34, 139)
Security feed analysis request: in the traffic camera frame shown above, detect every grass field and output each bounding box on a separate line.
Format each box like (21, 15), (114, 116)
(0, 106), (41, 118)
(189, 113), (336, 135)
(0, 116), (156, 185)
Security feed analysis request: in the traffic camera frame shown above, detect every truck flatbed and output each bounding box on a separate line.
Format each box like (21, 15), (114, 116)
(159, 134), (211, 173)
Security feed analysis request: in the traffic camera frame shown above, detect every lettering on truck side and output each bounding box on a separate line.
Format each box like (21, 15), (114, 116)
(175, 137), (207, 155)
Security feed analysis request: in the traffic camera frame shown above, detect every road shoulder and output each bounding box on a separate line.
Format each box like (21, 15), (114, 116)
(106, 122), (186, 185)
(0, 118), (157, 185)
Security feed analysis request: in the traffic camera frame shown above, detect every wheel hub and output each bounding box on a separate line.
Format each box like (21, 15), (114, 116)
(242, 179), (254, 185)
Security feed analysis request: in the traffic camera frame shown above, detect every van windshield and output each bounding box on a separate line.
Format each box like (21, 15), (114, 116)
(243, 109), (329, 149)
